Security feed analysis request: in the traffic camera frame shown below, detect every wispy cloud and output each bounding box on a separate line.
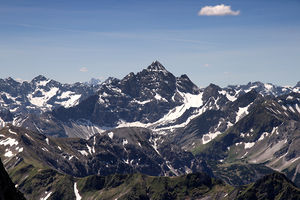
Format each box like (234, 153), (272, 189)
(15, 78), (25, 83)
(80, 67), (88, 72)
(198, 4), (240, 16)
(11, 23), (218, 46)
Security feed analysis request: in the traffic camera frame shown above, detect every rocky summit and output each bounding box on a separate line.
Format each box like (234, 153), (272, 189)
(0, 61), (300, 199)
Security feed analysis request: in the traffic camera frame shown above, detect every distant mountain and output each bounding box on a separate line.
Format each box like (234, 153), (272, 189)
(13, 61), (299, 138)
(0, 61), (300, 188)
(51, 61), (200, 128)
(1, 61), (298, 133)
(84, 78), (102, 86)
(0, 75), (98, 116)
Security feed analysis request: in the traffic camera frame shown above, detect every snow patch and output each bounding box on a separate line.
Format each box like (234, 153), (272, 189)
(295, 104), (300, 113)
(25, 133), (33, 140)
(37, 80), (50, 87)
(235, 142), (243, 146)
(202, 131), (222, 144)
(133, 99), (151, 105)
(165, 161), (179, 176)
(86, 144), (93, 154)
(289, 105), (297, 113)
(218, 90), (237, 101)
(56, 94), (81, 108)
(122, 139), (128, 146)
(108, 132), (114, 139)
(28, 87), (59, 107)
(272, 127), (279, 135)
(79, 150), (88, 156)
(154, 93), (167, 102)
(58, 91), (73, 99)
(0, 138), (18, 146)
(8, 129), (17, 135)
(157, 90), (203, 122)
(241, 152), (248, 159)
(264, 83), (273, 91)
(117, 120), (147, 128)
(4, 150), (14, 157)
(149, 137), (161, 155)
(244, 142), (255, 149)
(123, 159), (129, 164)
(74, 182), (82, 200)
(40, 191), (52, 200)
(236, 104), (251, 122)
(282, 105), (287, 110)
(258, 132), (269, 141)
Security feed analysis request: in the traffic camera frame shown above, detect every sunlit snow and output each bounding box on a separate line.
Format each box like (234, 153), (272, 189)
(40, 191), (52, 200)
(28, 87), (59, 107)
(235, 104), (251, 122)
(0, 137), (18, 146)
(202, 131), (222, 144)
(108, 132), (114, 139)
(74, 182), (82, 200)
(244, 142), (255, 149)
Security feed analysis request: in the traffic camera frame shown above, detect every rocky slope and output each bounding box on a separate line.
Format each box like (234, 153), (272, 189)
(1, 61), (299, 138)
(3, 159), (300, 200)
(0, 75), (98, 129)
(191, 92), (300, 186)
(0, 61), (300, 188)
(0, 126), (210, 179)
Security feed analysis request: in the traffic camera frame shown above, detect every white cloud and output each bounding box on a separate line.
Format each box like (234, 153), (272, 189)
(80, 67), (88, 72)
(198, 4), (240, 16)
(204, 64), (210, 67)
(15, 78), (25, 83)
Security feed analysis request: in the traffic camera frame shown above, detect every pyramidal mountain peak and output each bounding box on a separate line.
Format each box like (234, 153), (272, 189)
(31, 75), (48, 83)
(0, 61), (300, 199)
(146, 60), (167, 72)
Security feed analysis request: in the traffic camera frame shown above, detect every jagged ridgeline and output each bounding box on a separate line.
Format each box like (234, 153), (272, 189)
(0, 61), (300, 199)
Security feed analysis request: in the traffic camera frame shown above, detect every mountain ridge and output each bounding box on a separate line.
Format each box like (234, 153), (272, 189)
(0, 61), (300, 189)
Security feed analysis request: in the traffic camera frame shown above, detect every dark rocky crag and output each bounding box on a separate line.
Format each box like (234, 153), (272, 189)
(0, 158), (25, 200)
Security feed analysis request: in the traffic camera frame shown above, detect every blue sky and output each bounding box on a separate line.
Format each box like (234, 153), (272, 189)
(0, 0), (300, 87)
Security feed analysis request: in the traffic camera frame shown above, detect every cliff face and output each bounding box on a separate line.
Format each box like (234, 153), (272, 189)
(0, 158), (25, 200)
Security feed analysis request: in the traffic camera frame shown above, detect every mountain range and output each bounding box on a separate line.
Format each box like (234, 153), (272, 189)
(0, 61), (300, 199)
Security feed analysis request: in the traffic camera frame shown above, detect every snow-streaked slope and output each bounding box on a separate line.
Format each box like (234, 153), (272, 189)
(0, 76), (98, 116)
(116, 90), (204, 132)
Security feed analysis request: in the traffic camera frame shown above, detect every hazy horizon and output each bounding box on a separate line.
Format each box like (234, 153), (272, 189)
(1, 0), (299, 87)
(1, 61), (299, 89)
